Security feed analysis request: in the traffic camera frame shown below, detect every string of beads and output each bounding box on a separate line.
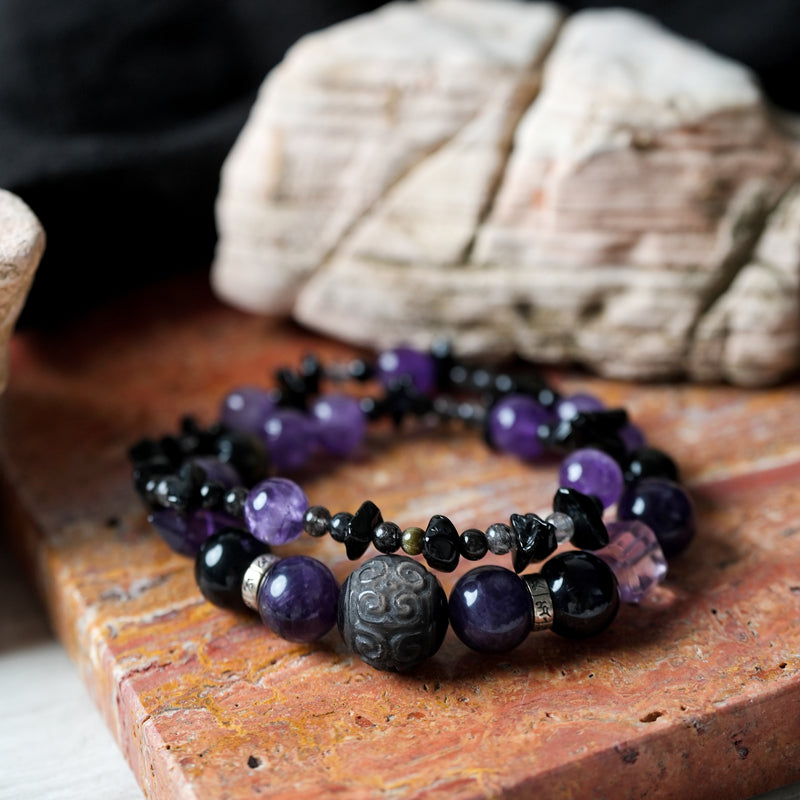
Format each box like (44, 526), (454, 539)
(129, 344), (695, 672)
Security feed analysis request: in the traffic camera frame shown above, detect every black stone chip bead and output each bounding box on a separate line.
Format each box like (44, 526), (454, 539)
(198, 480), (226, 510)
(223, 486), (248, 519)
(459, 528), (488, 561)
(538, 409), (629, 454)
(303, 505), (332, 538)
(153, 474), (195, 511)
(214, 430), (270, 487)
(132, 454), (173, 499)
(552, 487), (609, 550)
(195, 528), (270, 611)
(623, 446), (680, 485)
(510, 513), (557, 573)
(346, 500), (383, 560)
(422, 514), (460, 572)
(330, 511), (354, 543)
(541, 551), (619, 639)
(430, 338), (456, 392)
(274, 366), (309, 410)
(373, 521), (402, 554)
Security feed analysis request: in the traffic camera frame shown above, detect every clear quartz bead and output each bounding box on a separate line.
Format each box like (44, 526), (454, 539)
(546, 511), (575, 545)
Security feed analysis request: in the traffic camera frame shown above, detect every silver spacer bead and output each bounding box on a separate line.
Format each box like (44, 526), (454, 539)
(523, 574), (554, 632)
(241, 553), (281, 611)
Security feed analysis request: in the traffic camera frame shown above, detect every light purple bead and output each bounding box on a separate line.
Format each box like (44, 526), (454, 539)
(258, 555), (339, 642)
(619, 423), (646, 452)
(555, 392), (604, 421)
(148, 509), (242, 556)
(311, 394), (366, 457)
(486, 394), (551, 460)
(376, 347), (436, 394)
(244, 477), (309, 545)
(559, 447), (624, 508)
(261, 408), (316, 471)
(220, 386), (278, 436)
(595, 519), (667, 603)
(189, 456), (240, 488)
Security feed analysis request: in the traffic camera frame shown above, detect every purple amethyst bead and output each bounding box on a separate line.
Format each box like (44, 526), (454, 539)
(189, 456), (240, 488)
(244, 477), (309, 545)
(559, 447), (624, 509)
(619, 423), (646, 452)
(260, 408), (316, 471)
(258, 555), (339, 642)
(376, 347), (436, 394)
(149, 508), (242, 556)
(220, 386), (278, 436)
(616, 478), (695, 557)
(595, 520), (667, 603)
(555, 392), (604, 421)
(449, 565), (532, 653)
(486, 394), (552, 461)
(311, 394), (366, 457)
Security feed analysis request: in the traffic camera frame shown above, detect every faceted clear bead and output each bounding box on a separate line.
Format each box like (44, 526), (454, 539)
(595, 519), (667, 603)
(485, 522), (514, 555)
(545, 511), (575, 545)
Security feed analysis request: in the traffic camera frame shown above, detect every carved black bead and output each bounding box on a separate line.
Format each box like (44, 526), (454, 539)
(510, 513), (557, 573)
(346, 500), (383, 560)
(337, 555), (448, 671)
(552, 487), (609, 550)
(623, 446), (680, 485)
(459, 528), (488, 561)
(422, 514), (460, 572)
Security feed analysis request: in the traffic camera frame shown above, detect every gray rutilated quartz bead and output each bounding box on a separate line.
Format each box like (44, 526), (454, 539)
(485, 522), (515, 555)
(546, 511), (575, 545)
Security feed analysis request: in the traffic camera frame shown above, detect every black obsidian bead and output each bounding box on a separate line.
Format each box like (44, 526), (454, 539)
(198, 481), (226, 510)
(539, 409), (629, 453)
(132, 455), (173, 498)
(346, 500), (383, 559)
(552, 487), (609, 550)
(373, 521), (402, 554)
(195, 528), (270, 610)
(338, 555), (449, 671)
(223, 486), (248, 518)
(303, 505), (332, 538)
(459, 528), (488, 561)
(330, 511), (353, 543)
(154, 474), (194, 511)
(214, 431), (269, 487)
(541, 551), (619, 639)
(510, 513), (557, 573)
(623, 446), (680, 485)
(422, 514), (461, 572)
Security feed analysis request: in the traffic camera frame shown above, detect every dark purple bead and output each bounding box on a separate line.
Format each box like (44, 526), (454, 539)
(376, 347), (436, 394)
(486, 394), (552, 460)
(555, 393), (604, 421)
(619, 423), (646, 452)
(623, 447), (679, 485)
(449, 566), (532, 653)
(258, 555), (339, 642)
(559, 447), (624, 509)
(149, 508), (242, 556)
(220, 386), (278, 436)
(188, 456), (240, 489)
(260, 408), (317, 471)
(616, 478), (695, 557)
(310, 394), (366, 457)
(244, 477), (308, 545)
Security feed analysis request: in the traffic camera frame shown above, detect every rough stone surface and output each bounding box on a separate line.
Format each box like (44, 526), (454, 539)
(0, 189), (44, 391)
(213, 1), (800, 386)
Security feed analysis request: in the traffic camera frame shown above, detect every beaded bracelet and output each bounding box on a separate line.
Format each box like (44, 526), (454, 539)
(129, 344), (695, 672)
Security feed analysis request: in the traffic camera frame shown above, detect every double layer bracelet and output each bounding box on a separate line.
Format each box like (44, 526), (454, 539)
(129, 344), (694, 672)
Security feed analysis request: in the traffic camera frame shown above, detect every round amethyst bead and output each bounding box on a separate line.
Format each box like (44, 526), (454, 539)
(555, 392), (604, 421)
(220, 386), (278, 436)
(486, 394), (552, 461)
(311, 394), (366, 457)
(149, 508), (242, 556)
(449, 565), (532, 653)
(616, 478), (695, 557)
(376, 347), (436, 394)
(260, 408), (316, 471)
(244, 477), (309, 545)
(258, 555), (339, 642)
(559, 447), (624, 509)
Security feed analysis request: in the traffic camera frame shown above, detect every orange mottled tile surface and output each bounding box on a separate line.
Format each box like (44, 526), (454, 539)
(2, 275), (800, 800)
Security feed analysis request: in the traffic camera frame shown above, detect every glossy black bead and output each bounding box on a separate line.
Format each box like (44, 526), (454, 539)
(347, 358), (375, 382)
(132, 454), (173, 497)
(158, 434), (184, 467)
(330, 511), (353, 543)
(430, 338), (456, 391)
(198, 481), (226, 510)
(623, 446), (680, 485)
(422, 514), (460, 572)
(346, 500), (382, 560)
(584, 434), (628, 466)
(303, 505), (332, 538)
(459, 528), (488, 561)
(510, 513), (557, 573)
(299, 353), (324, 394)
(372, 521), (402, 554)
(541, 551), (619, 639)
(195, 528), (269, 610)
(214, 431), (269, 487)
(274, 366), (309, 410)
(552, 487), (609, 550)
(154, 474), (194, 511)
(359, 396), (385, 421)
(178, 460), (207, 505)
(223, 486), (248, 519)
(539, 409), (629, 454)
(128, 437), (161, 464)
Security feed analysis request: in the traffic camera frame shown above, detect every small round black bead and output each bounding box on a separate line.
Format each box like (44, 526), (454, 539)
(541, 551), (619, 639)
(195, 528), (269, 610)
(623, 446), (680, 485)
(132, 455), (173, 497)
(330, 511), (353, 543)
(373, 521), (402, 553)
(214, 431), (269, 487)
(459, 528), (488, 561)
(347, 358), (375, 382)
(223, 486), (248, 519)
(303, 505), (332, 538)
(198, 481), (226, 510)
(154, 475), (194, 511)
(422, 514), (460, 572)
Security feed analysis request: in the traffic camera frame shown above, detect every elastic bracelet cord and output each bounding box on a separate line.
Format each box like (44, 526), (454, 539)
(128, 344), (695, 672)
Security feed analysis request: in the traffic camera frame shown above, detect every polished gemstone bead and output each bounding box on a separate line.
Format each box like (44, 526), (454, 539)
(485, 522), (514, 555)
(545, 511), (575, 544)
(311, 394), (366, 457)
(596, 520), (667, 603)
(346, 500), (383, 560)
(555, 393), (604, 421)
(330, 511), (353, 543)
(559, 447), (624, 509)
(623, 446), (680, 485)
(214, 430), (270, 487)
(449, 566), (532, 653)
(258, 555), (339, 642)
(149, 509), (243, 556)
(459, 528), (488, 561)
(223, 486), (248, 518)
(510, 513), (557, 573)
(376, 347), (436, 394)
(198, 481), (226, 510)
(401, 526), (425, 556)
(245, 477), (309, 545)
(261, 408), (316, 472)
(373, 521), (402, 554)
(552, 487), (609, 550)
(220, 386), (277, 436)
(485, 394), (552, 460)
(542, 551), (619, 638)
(539, 409), (628, 453)
(616, 478), (694, 557)
(132, 454), (172, 498)
(338, 555), (448, 671)
(195, 528), (269, 610)
(153, 474), (194, 510)
(619, 423), (646, 452)
(423, 515), (460, 572)
(188, 456), (240, 489)
(303, 505), (331, 538)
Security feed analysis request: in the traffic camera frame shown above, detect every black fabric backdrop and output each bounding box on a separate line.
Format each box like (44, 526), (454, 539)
(2, 0), (797, 325)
